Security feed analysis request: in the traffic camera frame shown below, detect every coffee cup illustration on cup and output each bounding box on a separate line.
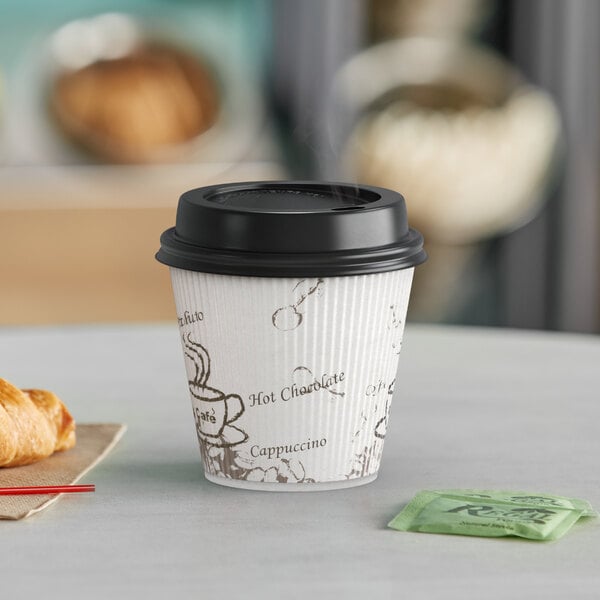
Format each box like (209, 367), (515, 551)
(183, 332), (248, 448)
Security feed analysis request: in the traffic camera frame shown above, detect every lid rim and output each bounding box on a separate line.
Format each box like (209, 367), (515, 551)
(157, 227), (426, 277)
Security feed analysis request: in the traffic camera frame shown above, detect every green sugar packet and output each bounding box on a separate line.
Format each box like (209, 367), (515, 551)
(388, 490), (596, 541)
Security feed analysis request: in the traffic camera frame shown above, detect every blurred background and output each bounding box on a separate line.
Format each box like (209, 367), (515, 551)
(0, 0), (598, 333)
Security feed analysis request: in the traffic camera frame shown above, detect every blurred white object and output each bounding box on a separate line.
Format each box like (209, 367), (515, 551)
(336, 37), (561, 243)
(331, 37), (561, 320)
(50, 13), (142, 70)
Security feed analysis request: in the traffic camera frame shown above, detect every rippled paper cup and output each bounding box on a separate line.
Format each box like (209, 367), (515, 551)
(156, 182), (426, 490)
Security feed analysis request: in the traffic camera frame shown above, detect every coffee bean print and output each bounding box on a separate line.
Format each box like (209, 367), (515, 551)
(272, 278), (324, 331)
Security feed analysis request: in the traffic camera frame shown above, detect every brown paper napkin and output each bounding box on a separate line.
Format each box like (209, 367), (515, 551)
(0, 423), (126, 520)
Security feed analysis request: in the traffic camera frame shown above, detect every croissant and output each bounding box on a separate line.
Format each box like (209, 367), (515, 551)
(0, 378), (76, 468)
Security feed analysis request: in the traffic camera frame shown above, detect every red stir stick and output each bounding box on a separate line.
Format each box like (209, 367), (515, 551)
(0, 484), (95, 496)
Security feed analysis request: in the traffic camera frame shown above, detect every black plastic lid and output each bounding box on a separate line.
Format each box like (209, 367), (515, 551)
(156, 181), (426, 277)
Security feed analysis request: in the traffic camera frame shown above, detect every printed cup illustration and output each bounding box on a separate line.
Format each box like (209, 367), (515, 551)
(157, 181), (426, 491)
(272, 278), (324, 331)
(183, 332), (248, 448)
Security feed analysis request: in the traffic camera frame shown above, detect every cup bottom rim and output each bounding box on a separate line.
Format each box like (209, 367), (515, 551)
(203, 472), (378, 492)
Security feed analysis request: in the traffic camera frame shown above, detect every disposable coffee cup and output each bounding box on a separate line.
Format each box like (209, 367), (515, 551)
(156, 181), (426, 491)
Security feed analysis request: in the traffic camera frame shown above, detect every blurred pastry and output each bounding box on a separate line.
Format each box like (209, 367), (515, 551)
(50, 42), (219, 163)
